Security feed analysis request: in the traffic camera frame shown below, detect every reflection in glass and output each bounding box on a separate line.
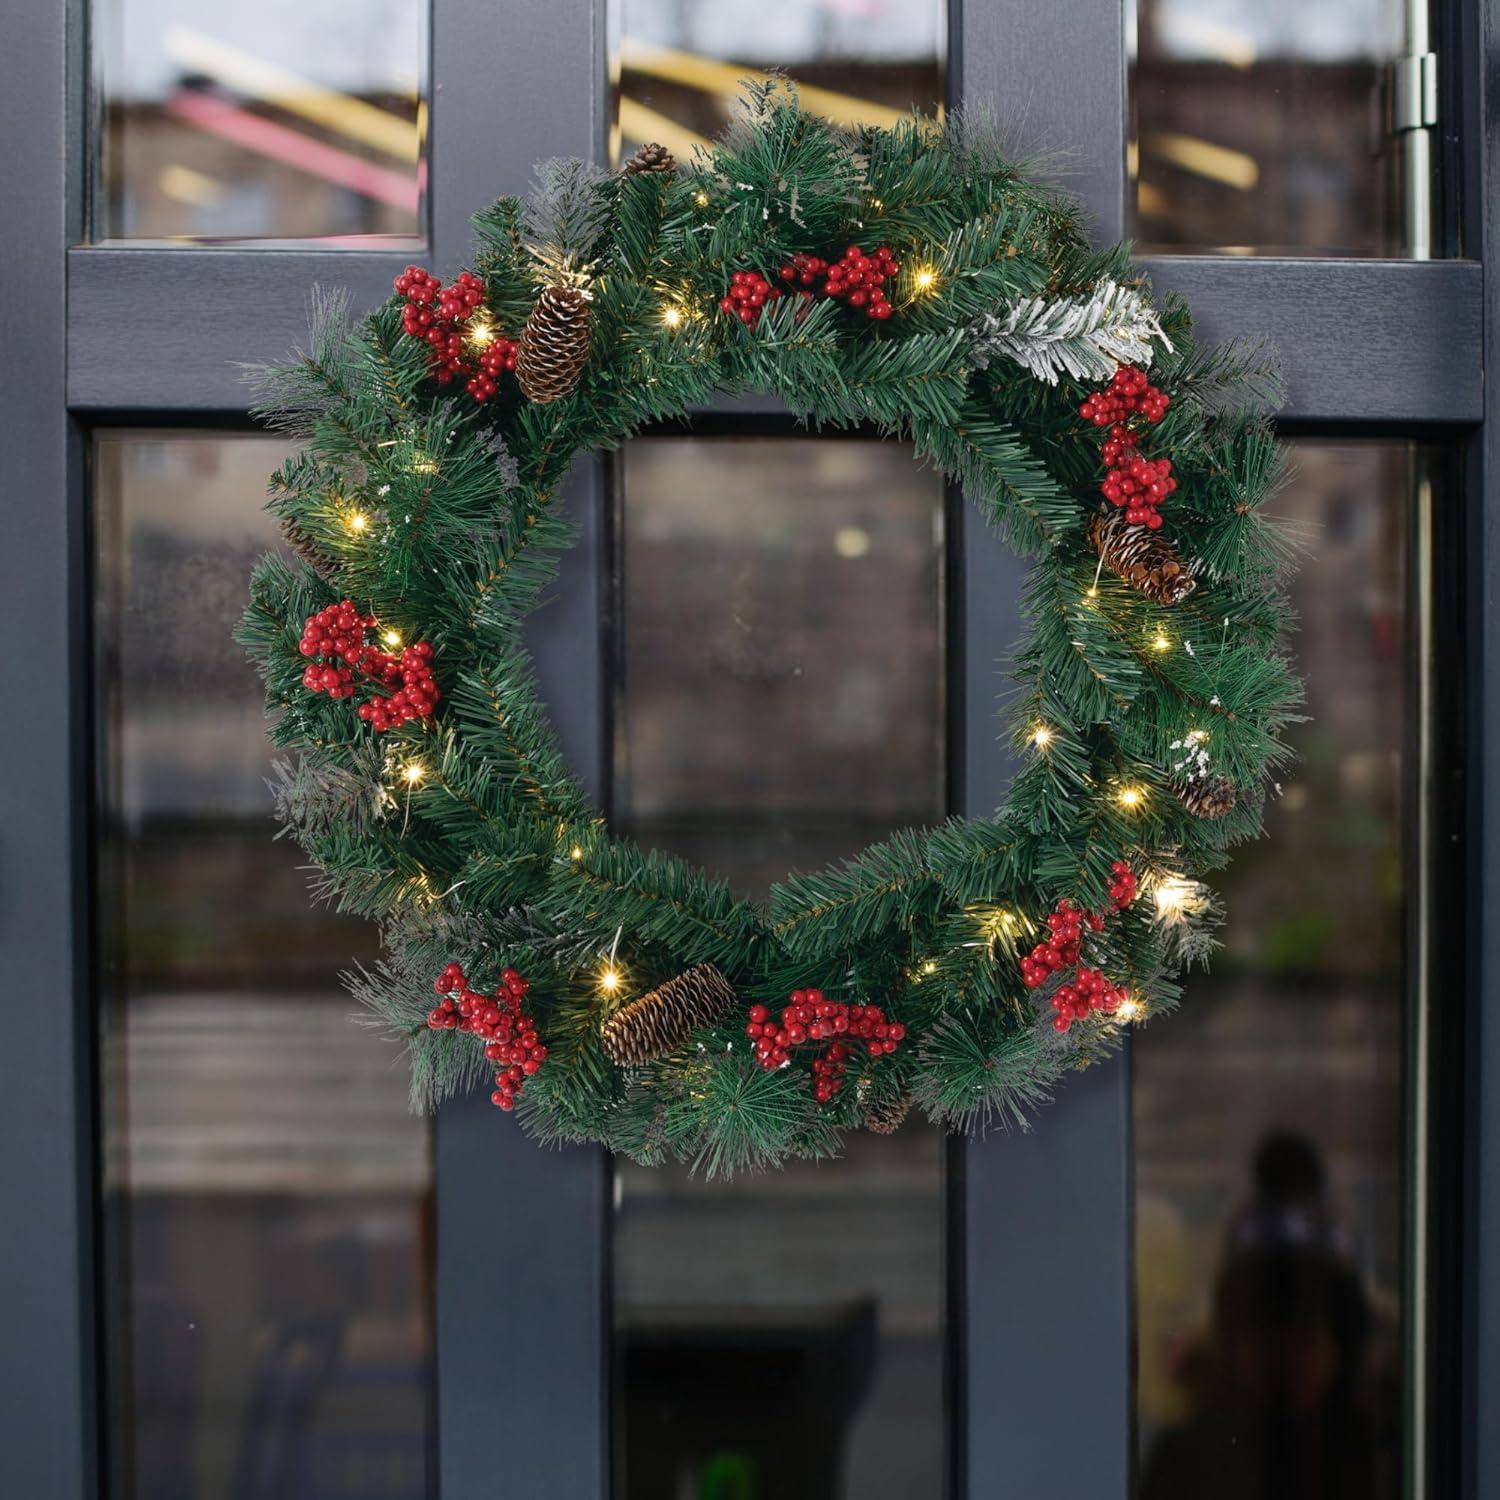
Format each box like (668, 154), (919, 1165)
(1129, 0), (1417, 255)
(94, 3), (426, 243)
(96, 435), (434, 1500)
(1133, 443), (1410, 1500)
(609, 0), (945, 168)
(611, 437), (947, 1497)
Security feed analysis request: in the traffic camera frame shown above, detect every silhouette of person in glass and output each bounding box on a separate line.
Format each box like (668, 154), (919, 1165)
(1141, 1132), (1384, 1500)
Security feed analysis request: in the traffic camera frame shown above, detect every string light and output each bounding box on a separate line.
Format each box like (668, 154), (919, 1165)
(1117, 784), (1146, 810)
(1151, 632), (1172, 652)
(597, 925), (624, 996)
(1150, 874), (1212, 928)
(911, 266), (938, 294)
(401, 762), (425, 785)
(1116, 996), (1143, 1023)
(467, 319), (496, 347)
(982, 908), (1021, 943)
(1151, 876), (1198, 923)
(921, 960), (937, 975)
(382, 629), (402, 648)
(694, 190), (709, 207)
(346, 510), (369, 534)
(1084, 585), (1100, 600)
(570, 845), (584, 861)
(1032, 725), (1053, 748)
(660, 304), (684, 329)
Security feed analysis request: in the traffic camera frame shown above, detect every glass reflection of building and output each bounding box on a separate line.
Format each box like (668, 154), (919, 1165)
(96, 435), (434, 1500)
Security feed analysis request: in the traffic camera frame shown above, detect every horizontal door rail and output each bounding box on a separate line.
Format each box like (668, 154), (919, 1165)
(66, 247), (1482, 425)
(1140, 257), (1483, 426)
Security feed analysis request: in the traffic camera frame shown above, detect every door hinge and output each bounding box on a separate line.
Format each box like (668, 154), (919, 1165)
(1391, 52), (1438, 133)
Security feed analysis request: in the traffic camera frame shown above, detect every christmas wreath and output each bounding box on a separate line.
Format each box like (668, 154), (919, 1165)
(240, 84), (1299, 1174)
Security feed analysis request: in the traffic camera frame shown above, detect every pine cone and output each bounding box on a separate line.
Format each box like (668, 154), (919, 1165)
(622, 142), (676, 177)
(279, 516), (338, 579)
(600, 963), (737, 1067)
(1089, 508), (1198, 605)
(864, 1092), (913, 1135)
(1173, 775), (1239, 819)
(516, 286), (592, 404)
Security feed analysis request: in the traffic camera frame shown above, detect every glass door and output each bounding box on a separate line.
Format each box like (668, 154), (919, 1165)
(7, 2), (613, 1497)
(958, 5), (1480, 1499)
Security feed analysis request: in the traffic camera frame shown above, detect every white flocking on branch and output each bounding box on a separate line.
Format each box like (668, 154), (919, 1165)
(970, 278), (1173, 385)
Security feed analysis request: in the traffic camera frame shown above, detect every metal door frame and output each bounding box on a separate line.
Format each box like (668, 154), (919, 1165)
(2, 1), (1497, 1496)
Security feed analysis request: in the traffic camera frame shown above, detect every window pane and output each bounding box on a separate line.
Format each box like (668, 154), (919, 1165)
(609, 1), (946, 168)
(1133, 442), (1413, 1500)
(93, 4), (426, 244)
(96, 434), (434, 1500)
(611, 436), (947, 1498)
(1129, 0), (1423, 255)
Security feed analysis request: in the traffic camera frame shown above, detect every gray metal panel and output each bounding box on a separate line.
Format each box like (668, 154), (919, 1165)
(428, 2), (609, 1496)
(955, 4), (1133, 1496)
(0, 0), (94, 1496)
(1140, 257), (1484, 426)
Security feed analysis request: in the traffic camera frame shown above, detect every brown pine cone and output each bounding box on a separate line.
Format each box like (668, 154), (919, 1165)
(864, 1092), (914, 1135)
(1089, 507), (1198, 605)
(622, 142), (676, 176)
(600, 963), (737, 1067)
(515, 285), (593, 404)
(1172, 775), (1239, 819)
(279, 516), (338, 579)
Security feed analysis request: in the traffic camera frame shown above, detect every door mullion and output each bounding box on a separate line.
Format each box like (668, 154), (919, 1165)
(428, 2), (610, 1496)
(954, 5), (1132, 1499)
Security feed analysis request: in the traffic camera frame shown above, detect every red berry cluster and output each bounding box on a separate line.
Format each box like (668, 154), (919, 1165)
(394, 265), (519, 403)
(394, 265), (441, 307)
(745, 988), (906, 1103)
(1107, 860), (1137, 908)
(1080, 366), (1176, 529)
(1049, 967), (1129, 1032)
(777, 244), (899, 319)
(298, 600), (372, 699)
(1080, 364), (1170, 427)
(1019, 862), (1140, 1031)
(720, 269), (780, 324)
(298, 600), (440, 732)
(427, 963), (548, 1112)
(720, 245), (901, 327)
(1019, 899), (1105, 989)
(354, 639), (438, 731)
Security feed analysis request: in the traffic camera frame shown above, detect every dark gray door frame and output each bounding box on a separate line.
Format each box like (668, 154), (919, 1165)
(2, 1), (1497, 1497)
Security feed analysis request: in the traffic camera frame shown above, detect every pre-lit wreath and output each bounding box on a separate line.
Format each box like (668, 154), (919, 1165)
(240, 84), (1300, 1173)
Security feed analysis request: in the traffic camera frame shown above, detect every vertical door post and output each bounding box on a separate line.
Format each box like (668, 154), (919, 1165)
(429, 2), (610, 1494)
(953, 6), (1133, 1496)
(0, 0), (96, 1494)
